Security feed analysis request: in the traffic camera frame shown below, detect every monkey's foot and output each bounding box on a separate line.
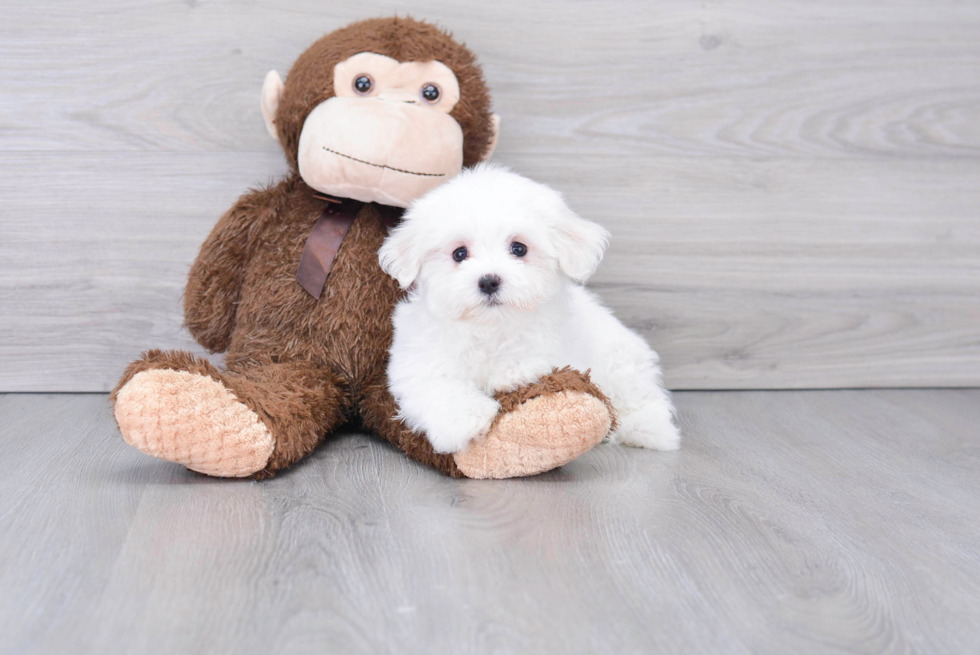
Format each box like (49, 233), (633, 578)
(453, 368), (613, 479)
(114, 368), (274, 478)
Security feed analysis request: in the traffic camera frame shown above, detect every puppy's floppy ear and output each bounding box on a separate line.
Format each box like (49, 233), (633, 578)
(379, 221), (426, 289)
(543, 191), (610, 283)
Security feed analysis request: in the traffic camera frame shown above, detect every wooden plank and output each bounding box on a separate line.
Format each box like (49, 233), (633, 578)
(2, 1), (979, 159)
(2, 153), (978, 391)
(2, 390), (979, 653)
(1, 0), (979, 390)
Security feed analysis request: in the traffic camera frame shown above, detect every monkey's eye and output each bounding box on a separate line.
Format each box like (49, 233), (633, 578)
(510, 242), (528, 258)
(353, 74), (374, 95)
(452, 246), (468, 263)
(421, 83), (441, 104)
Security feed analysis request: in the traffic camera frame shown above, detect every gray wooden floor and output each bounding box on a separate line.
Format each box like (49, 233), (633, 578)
(1, 390), (978, 654)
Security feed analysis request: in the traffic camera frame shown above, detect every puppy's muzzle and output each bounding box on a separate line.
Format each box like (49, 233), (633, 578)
(478, 274), (501, 296)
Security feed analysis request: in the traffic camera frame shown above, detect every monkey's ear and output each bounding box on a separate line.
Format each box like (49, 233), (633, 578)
(378, 222), (426, 289)
(481, 114), (501, 161)
(546, 194), (610, 283)
(261, 70), (285, 142)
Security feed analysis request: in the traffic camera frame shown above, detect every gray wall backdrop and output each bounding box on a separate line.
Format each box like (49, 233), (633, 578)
(2, 0), (978, 392)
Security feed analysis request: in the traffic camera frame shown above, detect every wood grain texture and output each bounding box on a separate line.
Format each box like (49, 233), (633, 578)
(2, 390), (979, 654)
(1, 0), (979, 391)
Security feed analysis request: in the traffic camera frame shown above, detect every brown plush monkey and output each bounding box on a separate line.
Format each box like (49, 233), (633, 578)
(111, 17), (612, 479)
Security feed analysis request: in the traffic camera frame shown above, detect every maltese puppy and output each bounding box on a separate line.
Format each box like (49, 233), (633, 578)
(379, 164), (681, 455)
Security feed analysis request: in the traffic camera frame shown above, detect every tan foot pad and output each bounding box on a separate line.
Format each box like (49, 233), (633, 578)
(114, 369), (274, 478)
(453, 391), (611, 479)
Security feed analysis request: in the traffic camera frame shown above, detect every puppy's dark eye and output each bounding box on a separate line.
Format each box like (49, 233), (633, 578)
(510, 241), (528, 258)
(353, 75), (373, 94)
(452, 246), (468, 263)
(421, 83), (441, 103)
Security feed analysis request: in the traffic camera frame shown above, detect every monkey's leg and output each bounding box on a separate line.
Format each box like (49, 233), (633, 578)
(358, 368), (612, 479)
(111, 350), (349, 478)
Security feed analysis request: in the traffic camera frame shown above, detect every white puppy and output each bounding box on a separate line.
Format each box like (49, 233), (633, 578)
(379, 165), (681, 455)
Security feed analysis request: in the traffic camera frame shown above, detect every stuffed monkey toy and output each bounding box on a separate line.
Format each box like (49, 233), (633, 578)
(111, 17), (612, 479)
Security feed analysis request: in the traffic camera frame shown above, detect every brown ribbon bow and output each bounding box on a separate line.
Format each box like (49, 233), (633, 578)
(296, 194), (403, 299)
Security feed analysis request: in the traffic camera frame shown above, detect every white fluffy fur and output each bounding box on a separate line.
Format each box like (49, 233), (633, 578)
(379, 164), (681, 455)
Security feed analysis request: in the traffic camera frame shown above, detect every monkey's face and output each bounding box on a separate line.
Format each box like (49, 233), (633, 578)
(300, 54), (463, 207)
(264, 52), (490, 208)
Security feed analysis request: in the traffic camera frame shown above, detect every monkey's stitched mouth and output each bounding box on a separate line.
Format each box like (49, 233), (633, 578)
(322, 147), (445, 177)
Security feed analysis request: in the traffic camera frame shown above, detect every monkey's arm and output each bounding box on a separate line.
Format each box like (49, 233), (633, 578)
(184, 183), (281, 352)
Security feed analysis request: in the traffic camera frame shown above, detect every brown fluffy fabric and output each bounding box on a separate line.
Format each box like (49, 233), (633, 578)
(275, 16), (495, 170)
(113, 174), (460, 477)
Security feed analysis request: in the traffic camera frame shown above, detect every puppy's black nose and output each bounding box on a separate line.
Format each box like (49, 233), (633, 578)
(478, 274), (501, 296)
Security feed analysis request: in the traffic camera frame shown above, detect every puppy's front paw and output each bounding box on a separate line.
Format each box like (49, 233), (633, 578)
(611, 402), (681, 451)
(424, 395), (501, 454)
